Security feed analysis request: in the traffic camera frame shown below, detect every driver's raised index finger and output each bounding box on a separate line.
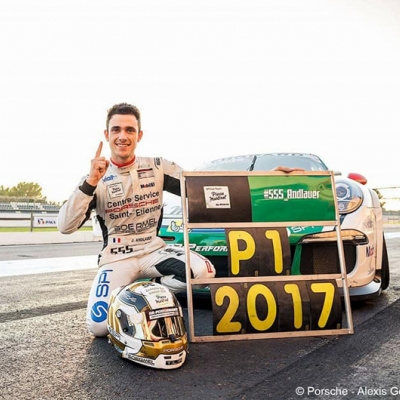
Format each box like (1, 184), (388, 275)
(95, 141), (103, 158)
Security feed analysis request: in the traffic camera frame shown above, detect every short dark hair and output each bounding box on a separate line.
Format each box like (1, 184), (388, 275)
(106, 103), (141, 131)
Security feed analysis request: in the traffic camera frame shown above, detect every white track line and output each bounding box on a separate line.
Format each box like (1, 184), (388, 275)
(0, 255), (97, 277)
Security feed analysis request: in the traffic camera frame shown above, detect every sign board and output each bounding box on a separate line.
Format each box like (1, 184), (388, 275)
(185, 174), (335, 223)
(32, 215), (58, 228)
(181, 171), (353, 342)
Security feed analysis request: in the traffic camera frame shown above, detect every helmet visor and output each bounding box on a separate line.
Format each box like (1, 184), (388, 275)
(125, 306), (186, 342)
(145, 307), (186, 341)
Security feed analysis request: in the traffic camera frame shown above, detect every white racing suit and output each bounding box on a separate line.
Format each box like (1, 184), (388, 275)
(57, 157), (216, 337)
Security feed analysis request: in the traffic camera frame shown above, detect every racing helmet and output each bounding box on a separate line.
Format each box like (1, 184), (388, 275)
(107, 281), (188, 369)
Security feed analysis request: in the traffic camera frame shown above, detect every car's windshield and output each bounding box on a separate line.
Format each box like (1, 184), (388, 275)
(196, 154), (328, 172)
(196, 155), (255, 171)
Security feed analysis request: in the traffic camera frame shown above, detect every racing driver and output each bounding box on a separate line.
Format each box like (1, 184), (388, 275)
(57, 103), (216, 337)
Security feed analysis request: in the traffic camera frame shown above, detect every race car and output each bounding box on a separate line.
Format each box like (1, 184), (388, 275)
(159, 153), (390, 301)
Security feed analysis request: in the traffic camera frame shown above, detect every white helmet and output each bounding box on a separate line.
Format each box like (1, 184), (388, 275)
(107, 281), (188, 369)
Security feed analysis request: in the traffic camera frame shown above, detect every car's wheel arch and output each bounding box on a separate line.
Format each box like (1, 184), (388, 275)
(379, 235), (390, 291)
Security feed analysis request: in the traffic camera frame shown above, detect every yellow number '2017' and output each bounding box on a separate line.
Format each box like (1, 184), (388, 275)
(213, 281), (336, 334)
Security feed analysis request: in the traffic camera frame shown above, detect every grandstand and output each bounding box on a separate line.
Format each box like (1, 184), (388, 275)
(0, 201), (60, 213)
(0, 199), (61, 228)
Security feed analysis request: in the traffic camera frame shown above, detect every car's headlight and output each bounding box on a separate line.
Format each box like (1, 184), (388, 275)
(335, 181), (363, 214)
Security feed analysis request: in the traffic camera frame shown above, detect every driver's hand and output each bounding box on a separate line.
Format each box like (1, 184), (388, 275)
(273, 166), (305, 173)
(87, 141), (110, 186)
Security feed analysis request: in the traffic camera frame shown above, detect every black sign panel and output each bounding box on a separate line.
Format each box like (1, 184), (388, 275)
(210, 280), (342, 335)
(185, 176), (252, 223)
(226, 227), (291, 276)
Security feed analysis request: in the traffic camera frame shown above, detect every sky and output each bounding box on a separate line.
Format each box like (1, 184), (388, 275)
(1, 0), (399, 204)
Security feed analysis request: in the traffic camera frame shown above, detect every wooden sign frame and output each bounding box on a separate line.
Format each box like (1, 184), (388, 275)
(180, 170), (354, 342)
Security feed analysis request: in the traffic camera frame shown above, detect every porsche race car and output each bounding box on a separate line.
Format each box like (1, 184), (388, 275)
(159, 153), (390, 301)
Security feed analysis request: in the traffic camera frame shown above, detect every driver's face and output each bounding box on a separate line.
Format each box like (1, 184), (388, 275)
(104, 114), (143, 164)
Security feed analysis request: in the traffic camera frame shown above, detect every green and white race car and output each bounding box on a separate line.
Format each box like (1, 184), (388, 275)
(159, 153), (389, 301)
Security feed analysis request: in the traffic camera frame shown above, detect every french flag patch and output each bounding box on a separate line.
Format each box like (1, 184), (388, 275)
(112, 238), (121, 243)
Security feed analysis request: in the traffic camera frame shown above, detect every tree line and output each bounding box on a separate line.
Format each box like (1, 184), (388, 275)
(0, 182), (58, 204)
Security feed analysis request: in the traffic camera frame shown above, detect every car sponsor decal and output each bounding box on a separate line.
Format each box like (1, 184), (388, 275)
(366, 245), (375, 257)
(159, 224), (325, 255)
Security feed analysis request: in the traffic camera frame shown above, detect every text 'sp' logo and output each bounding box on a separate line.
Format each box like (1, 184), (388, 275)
(91, 301), (108, 322)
